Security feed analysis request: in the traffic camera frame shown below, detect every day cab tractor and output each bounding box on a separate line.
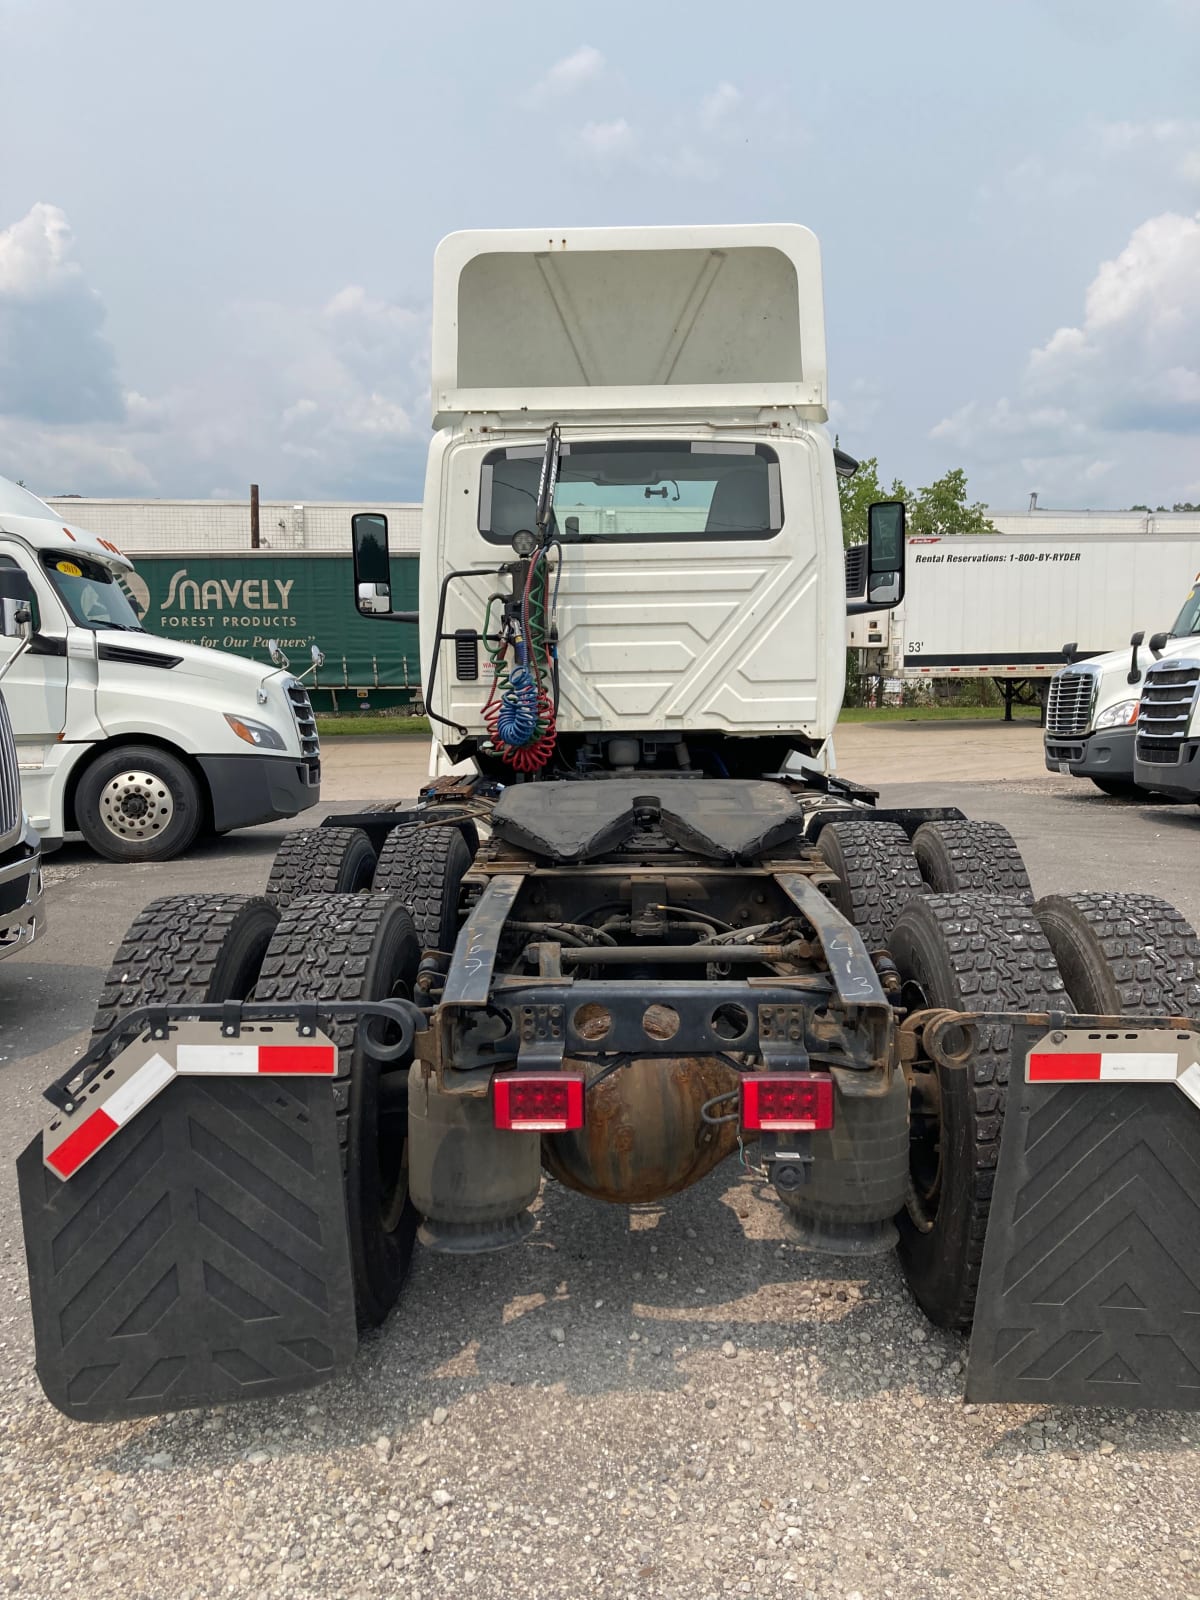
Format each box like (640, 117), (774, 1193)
(18, 226), (1200, 1421)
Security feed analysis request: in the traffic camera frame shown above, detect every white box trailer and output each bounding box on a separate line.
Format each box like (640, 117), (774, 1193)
(850, 530), (1200, 706)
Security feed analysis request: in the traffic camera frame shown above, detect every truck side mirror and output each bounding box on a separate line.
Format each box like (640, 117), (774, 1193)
(848, 501), (905, 615)
(1129, 630), (1145, 685)
(352, 512), (419, 623)
(1148, 631), (1168, 659)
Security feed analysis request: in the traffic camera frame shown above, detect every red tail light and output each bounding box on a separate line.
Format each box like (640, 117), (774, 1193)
(741, 1074), (833, 1132)
(493, 1072), (586, 1132)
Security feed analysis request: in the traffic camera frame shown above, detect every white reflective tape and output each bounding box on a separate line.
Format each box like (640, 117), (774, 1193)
(1179, 1061), (1200, 1110)
(1099, 1053), (1178, 1081)
(102, 1052), (175, 1125)
(176, 1044), (258, 1075)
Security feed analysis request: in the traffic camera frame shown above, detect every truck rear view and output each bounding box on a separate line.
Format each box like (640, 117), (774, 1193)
(17, 226), (1200, 1423)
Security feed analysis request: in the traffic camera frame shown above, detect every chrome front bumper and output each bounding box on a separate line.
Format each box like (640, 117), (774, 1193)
(0, 825), (44, 956)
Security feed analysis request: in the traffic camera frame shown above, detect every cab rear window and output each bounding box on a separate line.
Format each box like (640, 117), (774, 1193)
(479, 441), (782, 545)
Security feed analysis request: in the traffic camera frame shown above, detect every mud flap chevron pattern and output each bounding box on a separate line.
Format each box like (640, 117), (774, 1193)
(967, 1075), (1200, 1409)
(18, 1074), (357, 1422)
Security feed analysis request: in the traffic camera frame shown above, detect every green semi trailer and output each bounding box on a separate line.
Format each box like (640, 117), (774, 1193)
(123, 551), (423, 713)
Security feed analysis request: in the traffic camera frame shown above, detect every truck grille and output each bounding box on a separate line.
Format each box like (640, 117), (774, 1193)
(0, 692), (21, 840)
(286, 679), (321, 774)
(1136, 659), (1200, 765)
(1045, 670), (1096, 739)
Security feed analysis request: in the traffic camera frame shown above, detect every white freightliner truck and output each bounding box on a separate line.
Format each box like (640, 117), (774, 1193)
(1044, 574), (1200, 797)
(0, 476), (320, 860)
(1134, 580), (1200, 803)
(18, 226), (1200, 1422)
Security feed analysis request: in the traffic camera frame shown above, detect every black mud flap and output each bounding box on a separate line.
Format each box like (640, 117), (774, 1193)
(18, 1074), (357, 1422)
(967, 1076), (1200, 1409)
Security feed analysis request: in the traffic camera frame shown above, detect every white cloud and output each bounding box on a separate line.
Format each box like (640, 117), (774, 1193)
(0, 203), (124, 425)
(528, 45), (605, 103)
(0, 201), (432, 500)
(931, 211), (1200, 504)
(523, 65), (803, 184)
(700, 82), (741, 128)
(578, 118), (636, 161)
(1026, 210), (1200, 431)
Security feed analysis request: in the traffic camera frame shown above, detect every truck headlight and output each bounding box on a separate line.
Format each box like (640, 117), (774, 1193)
(1094, 699), (1139, 730)
(225, 713), (287, 750)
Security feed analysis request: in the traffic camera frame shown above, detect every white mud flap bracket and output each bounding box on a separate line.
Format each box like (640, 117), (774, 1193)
(17, 1022), (358, 1422)
(967, 1025), (1200, 1410)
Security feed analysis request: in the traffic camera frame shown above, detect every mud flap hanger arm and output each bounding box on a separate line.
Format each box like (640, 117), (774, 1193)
(43, 997), (428, 1114)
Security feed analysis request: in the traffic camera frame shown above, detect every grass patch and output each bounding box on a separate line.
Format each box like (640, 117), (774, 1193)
(316, 715), (431, 738)
(838, 704), (1042, 723)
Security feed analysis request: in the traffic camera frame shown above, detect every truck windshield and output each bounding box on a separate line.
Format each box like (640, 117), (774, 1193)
(41, 551), (144, 632)
(479, 441), (782, 544)
(1171, 586), (1200, 638)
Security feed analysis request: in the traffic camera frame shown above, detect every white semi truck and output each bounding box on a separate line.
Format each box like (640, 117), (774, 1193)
(1043, 574), (1200, 799)
(0, 476), (321, 860)
(19, 225), (1200, 1422)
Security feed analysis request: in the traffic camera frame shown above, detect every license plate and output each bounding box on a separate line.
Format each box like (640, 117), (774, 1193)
(1057, 762), (1073, 775)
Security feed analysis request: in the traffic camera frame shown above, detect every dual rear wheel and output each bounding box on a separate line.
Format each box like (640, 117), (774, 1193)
(96, 816), (479, 1327)
(266, 822), (473, 953)
(816, 813), (1200, 1329)
(890, 888), (1200, 1329)
(94, 888), (426, 1330)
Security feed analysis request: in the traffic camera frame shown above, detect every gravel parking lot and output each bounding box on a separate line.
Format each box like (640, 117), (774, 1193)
(1, 724), (1198, 1600)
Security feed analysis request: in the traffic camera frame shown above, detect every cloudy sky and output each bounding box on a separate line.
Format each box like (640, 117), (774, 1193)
(2, 0), (1198, 510)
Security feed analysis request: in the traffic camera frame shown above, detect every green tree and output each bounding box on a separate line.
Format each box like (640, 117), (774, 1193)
(907, 468), (995, 538)
(836, 447), (993, 543)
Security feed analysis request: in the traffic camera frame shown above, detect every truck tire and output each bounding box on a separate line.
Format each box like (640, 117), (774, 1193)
(253, 894), (423, 1328)
(92, 893), (279, 1048)
(372, 823), (474, 953)
(1034, 891), (1200, 1013)
(265, 827), (377, 906)
(889, 893), (1068, 1331)
(816, 819), (924, 952)
(911, 818), (1033, 903)
(74, 745), (204, 863)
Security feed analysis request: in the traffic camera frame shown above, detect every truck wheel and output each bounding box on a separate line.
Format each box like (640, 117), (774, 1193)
(75, 745), (204, 862)
(911, 819), (1033, 903)
(1035, 891), (1200, 1013)
(265, 827), (377, 907)
(816, 819), (924, 951)
(372, 823), (474, 952)
(889, 893), (1068, 1331)
(254, 894), (423, 1327)
(92, 893), (279, 1046)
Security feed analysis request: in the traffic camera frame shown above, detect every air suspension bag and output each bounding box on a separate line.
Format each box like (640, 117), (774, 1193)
(408, 1065), (541, 1253)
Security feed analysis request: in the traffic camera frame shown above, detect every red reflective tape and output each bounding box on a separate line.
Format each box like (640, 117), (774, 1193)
(257, 1044), (337, 1075)
(47, 1108), (119, 1177)
(1028, 1053), (1101, 1081)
